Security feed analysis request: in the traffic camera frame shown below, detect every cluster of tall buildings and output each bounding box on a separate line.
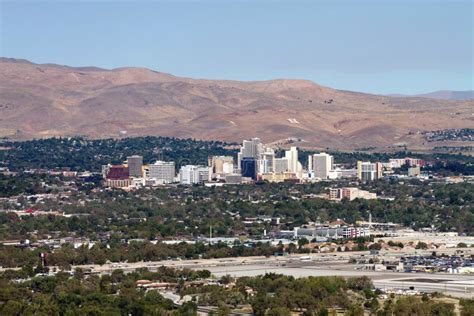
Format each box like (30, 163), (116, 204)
(101, 138), (342, 187)
(235, 138), (341, 182)
(101, 138), (426, 188)
(236, 138), (337, 182)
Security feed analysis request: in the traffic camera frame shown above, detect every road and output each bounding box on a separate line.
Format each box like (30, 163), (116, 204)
(64, 247), (471, 274)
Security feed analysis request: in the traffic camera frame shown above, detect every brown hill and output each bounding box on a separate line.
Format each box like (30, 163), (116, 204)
(0, 58), (472, 151)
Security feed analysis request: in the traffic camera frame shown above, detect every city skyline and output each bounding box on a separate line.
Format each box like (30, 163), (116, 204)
(0, 1), (473, 312)
(100, 137), (428, 187)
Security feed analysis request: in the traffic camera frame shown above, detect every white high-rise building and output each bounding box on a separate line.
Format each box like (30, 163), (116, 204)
(259, 148), (275, 173)
(238, 138), (264, 170)
(296, 161), (303, 179)
(312, 153), (333, 179)
(285, 146), (298, 173)
(308, 155), (313, 172)
(179, 165), (211, 184)
(149, 161), (175, 184)
(274, 158), (289, 173)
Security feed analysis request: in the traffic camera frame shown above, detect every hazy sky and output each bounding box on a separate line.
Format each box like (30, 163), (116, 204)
(1, 0), (472, 94)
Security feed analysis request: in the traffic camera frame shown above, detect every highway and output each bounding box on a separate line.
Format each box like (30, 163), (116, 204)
(66, 247), (471, 273)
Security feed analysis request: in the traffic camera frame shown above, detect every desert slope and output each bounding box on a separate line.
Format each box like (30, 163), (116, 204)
(0, 58), (472, 150)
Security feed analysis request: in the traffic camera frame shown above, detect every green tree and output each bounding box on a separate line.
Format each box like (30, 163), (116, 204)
(251, 293), (268, 316)
(345, 304), (364, 316)
(460, 299), (474, 316)
(267, 306), (291, 316)
(217, 303), (231, 316)
(298, 238), (309, 248)
(415, 242), (428, 250)
(1, 300), (25, 316)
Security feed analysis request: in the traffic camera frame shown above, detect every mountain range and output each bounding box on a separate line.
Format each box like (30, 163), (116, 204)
(389, 90), (473, 100)
(0, 57), (472, 151)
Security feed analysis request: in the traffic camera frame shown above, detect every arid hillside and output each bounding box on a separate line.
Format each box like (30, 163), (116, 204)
(0, 58), (472, 151)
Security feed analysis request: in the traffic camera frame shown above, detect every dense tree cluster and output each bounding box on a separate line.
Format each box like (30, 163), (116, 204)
(0, 180), (472, 268)
(376, 296), (456, 315)
(0, 136), (236, 171)
(0, 173), (63, 197)
(0, 267), (208, 315)
(1, 180), (472, 243)
(180, 273), (464, 316)
(0, 266), (470, 315)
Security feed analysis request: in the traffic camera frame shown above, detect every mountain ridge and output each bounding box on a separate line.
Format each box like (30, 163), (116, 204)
(389, 90), (473, 100)
(0, 58), (472, 151)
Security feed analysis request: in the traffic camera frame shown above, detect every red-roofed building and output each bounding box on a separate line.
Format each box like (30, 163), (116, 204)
(105, 165), (131, 188)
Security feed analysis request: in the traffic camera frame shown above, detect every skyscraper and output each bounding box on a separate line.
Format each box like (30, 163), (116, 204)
(260, 148), (275, 173)
(238, 138), (263, 170)
(127, 155), (143, 178)
(312, 153), (333, 179)
(240, 157), (257, 180)
(285, 146), (298, 173)
(274, 158), (289, 173)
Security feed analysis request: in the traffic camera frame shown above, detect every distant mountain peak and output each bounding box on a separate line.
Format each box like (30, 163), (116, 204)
(389, 90), (473, 100)
(0, 57), (34, 64)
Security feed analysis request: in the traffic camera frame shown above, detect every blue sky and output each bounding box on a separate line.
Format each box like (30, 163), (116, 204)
(0, 0), (472, 94)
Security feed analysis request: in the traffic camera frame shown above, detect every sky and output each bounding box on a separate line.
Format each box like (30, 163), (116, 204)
(0, 0), (472, 94)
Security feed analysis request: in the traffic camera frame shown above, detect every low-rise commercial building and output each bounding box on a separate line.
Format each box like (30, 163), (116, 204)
(329, 187), (377, 201)
(389, 157), (425, 168)
(260, 172), (298, 183)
